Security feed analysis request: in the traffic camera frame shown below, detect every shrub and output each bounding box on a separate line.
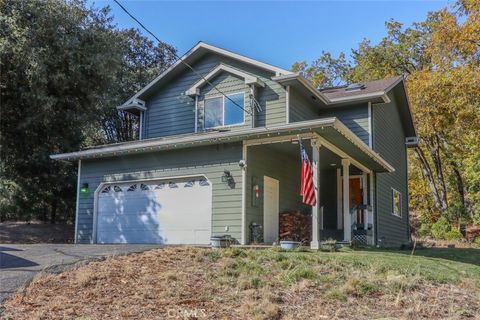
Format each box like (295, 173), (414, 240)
(431, 217), (450, 240)
(473, 237), (480, 248)
(418, 223), (431, 237)
(444, 229), (463, 241)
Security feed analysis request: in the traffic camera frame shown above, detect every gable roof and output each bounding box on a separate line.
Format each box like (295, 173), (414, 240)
(185, 63), (265, 96)
(123, 42), (293, 104)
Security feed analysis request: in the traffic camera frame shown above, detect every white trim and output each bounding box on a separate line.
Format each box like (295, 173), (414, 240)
(126, 42), (291, 104)
(139, 111), (144, 140)
(368, 102), (372, 147)
(315, 134), (372, 174)
(336, 168), (343, 230)
(332, 120), (394, 172)
(286, 85), (290, 123)
(250, 85), (256, 128)
(362, 172), (368, 228)
(116, 98), (146, 112)
(241, 142), (247, 245)
(243, 133), (316, 147)
(51, 117), (394, 173)
(194, 95), (198, 133)
(203, 92), (246, 129)
(342, 159), (351, 241)
(370, 173), (376, 244)
(92, 174), (210, 244)
(185, 64), (264, 96)
(310, 139), (321, 249)
(74, 160), (81, 244)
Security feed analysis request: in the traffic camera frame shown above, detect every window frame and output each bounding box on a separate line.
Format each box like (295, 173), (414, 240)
(203, 92), (246, 129)
(391, 188), (402, 217)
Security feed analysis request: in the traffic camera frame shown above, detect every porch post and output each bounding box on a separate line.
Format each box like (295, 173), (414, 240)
(310, 139), (321, 249)
(342, 159), (351, 241)
(362, 172), (368, 228)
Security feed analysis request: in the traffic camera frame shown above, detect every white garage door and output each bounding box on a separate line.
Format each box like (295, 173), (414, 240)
(96, 177), (212, 244)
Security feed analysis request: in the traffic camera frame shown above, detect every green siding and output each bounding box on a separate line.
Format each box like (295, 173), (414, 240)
(77, 143), (243, 243)
(245, 145), (309, 243)
(318, 104), (370, 145)
(289, 88), (318, 122)
(373, 93), (409, 246)
(288, 88), (370, 145)
(144, 53), (286, 138)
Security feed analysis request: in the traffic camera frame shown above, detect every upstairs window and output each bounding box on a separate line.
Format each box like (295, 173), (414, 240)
(204, 93), (244, 128)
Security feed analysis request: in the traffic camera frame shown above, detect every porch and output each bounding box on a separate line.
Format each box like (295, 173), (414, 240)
(241, 132), (380, 248)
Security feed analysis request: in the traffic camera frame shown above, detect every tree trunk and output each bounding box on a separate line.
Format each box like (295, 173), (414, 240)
(413, 146), (446, 213)
(425, 136), (448, 210)
(50, 198), (57, 224)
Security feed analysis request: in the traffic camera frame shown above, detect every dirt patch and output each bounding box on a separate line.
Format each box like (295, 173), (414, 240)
(0, 222), (74, 244)
(3, 247), (479, 319)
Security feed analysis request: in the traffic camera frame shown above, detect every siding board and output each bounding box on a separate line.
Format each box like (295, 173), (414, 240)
(77, 143), (243, 243)
(373, 93), (409, 246)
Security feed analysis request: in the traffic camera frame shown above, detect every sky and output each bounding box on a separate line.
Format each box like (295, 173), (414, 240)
(88, 0), (451, 69)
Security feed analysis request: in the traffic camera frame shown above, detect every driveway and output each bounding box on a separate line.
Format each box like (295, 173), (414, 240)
(0, 244), (162, 304)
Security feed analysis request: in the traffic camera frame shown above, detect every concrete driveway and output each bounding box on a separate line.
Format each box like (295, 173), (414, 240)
(0, 244), (162, 304)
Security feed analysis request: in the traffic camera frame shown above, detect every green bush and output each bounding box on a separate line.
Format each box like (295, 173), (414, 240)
(444, 229), (463, 241)
(431, 217), (450, 240)
(473, 237), (480, 248)
(418, 223), (431, 237)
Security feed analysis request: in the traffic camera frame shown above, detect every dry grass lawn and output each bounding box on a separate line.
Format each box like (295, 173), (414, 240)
(2, 247), (480, 319)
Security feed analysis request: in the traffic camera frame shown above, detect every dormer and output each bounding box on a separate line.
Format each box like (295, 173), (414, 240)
(185, 64), (266, 132)
(185, 64), (265, 96)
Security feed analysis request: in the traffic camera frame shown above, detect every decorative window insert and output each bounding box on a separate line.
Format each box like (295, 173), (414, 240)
(184, 180), (195, 188)
(101, 186), (111, 193)
(127, 184), (137, 192)
(204, 92), (244, 129)
(169, 182), (178, 188)
(392, 188), (402, 217)
(154, 183), (165, 190)
(140, 183), (149, 191)
(199, 179), (210, 186)
(113, 186), (122, 192)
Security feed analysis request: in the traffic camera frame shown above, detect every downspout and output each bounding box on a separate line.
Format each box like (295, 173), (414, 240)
(74, 159), (81, 244)
(194, 95), (198, 133)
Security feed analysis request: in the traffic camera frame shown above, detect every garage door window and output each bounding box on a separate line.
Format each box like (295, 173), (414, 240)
(127, 184), (137, 192)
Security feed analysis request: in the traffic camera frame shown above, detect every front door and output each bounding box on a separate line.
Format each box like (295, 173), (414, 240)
(263, 176), (279, 244)
(349, 178), (364, 228)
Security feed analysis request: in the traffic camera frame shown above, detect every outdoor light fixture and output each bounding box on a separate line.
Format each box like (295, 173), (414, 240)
(222, 170), (235, 188)
(80, 183), (89, 194)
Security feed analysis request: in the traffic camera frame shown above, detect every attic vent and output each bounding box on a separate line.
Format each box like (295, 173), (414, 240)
(345, 83), (365, 91)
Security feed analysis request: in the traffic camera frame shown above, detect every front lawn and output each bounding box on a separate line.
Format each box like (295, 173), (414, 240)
(3, 247), (479, 319)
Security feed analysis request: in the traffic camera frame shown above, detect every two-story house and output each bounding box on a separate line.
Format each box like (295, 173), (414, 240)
(51, 42), (417, 248)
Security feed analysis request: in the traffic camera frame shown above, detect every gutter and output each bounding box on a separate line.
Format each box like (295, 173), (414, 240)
(272, 74), (403, 105)
(50, 117), (394, 173)
(50, 118), (338, 161)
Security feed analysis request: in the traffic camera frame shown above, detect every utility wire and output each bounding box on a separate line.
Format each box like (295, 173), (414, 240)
(113, 0), (251, 115)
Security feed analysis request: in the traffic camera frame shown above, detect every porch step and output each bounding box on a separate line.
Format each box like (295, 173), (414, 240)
(335, 240), (351, 248)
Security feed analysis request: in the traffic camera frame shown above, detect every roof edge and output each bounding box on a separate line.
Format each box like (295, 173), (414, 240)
(124, 42), (293, 105)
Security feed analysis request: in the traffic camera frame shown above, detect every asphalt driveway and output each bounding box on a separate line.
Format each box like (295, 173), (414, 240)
(0, 244), (162, 304)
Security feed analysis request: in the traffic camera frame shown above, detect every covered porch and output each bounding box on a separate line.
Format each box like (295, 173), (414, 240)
(241, 126), (393, 249)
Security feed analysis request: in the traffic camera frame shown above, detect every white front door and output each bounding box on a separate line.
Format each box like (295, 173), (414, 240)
(263, 176), (279, 244)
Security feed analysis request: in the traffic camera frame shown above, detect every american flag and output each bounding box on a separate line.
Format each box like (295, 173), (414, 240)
(299, 139), (317, 206)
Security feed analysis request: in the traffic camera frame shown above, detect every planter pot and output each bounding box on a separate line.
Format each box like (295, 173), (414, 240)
(210, 236), (231, 249)
(279, 240), (301, 251)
